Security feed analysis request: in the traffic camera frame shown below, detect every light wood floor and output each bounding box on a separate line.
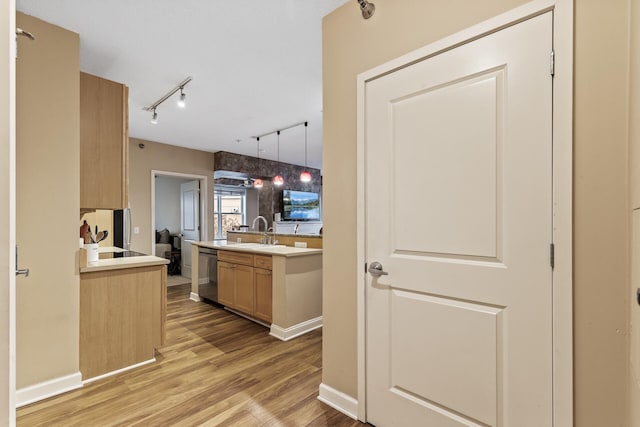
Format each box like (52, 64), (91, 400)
(17, 284), (366, 427)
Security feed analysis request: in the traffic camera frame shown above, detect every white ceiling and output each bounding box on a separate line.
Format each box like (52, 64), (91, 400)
(16, 0), (351, 170)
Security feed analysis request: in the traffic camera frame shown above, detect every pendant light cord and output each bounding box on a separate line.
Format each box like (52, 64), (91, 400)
(304, 121), (308, 169)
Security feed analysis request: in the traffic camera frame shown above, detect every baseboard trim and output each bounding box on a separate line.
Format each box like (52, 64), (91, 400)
(198, 278), (208, 285)
(189, 292), (202, 302)
(82, 358), (156, 385)
(270, 316), (323, 341)
(16, 372), (83, 408)
(318, 383), (359, 420)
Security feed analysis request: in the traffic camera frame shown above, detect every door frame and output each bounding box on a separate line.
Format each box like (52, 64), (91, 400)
(356, 0), (573, 424)
(2, 0), (16, 423)
(150, 170), (208, 255)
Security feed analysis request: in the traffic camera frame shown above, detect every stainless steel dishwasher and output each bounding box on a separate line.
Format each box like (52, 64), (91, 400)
(198, 247), (218, 302)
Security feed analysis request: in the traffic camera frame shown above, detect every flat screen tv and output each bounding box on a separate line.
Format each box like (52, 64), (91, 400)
(282, 190), (321, 220)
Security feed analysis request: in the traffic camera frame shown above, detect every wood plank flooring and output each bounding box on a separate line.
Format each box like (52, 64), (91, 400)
(17, 284), (366, 427)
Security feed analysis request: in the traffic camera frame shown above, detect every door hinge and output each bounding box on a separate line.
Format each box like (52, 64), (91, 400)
(550, 50), (555, 77)
(550, 243), (555, 269)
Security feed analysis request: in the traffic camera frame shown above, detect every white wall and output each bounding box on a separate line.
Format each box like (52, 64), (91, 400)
(155, 175), (191, 234)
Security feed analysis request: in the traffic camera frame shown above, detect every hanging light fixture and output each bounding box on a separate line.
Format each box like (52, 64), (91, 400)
(300, 122), (312, 183)
(254, 137), (264, 189)
(273, 131), (284, 187)
(150, 108), (158, 125)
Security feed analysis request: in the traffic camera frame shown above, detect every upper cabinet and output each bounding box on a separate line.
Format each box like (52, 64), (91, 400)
(80, 72), (129, 209)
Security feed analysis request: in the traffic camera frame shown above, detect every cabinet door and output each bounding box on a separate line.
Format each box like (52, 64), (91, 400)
(254, 268), (272, 323)
(80, 72), (129, 209)
(217, 261), (235, 307)
(234, 264), (254, 315)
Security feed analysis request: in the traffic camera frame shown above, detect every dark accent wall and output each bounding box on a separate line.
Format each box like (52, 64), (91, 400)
(214, 151), (322, 226)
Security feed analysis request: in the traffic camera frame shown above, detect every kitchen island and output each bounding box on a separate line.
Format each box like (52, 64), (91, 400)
(79, 247), (169, 381)
(191, 241), (323, 341)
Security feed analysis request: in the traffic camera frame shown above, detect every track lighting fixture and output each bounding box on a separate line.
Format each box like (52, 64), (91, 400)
(356, 0), (375, 19)
(300, 122), (312, 183)
(143, 76), (192, 124)
(273, 131), (284, 187)
(254, 137), (264, 189)
(177, 89), (186, 108)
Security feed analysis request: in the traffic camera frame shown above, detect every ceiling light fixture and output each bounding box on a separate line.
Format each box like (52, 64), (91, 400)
(177, 88), (186, 108)
(252, 121), (312, 183)
(254, 137), (264, 189)
(143, 76), (192, 123)
(300, 122), (312, 183)
(356, 0), (375, 19)
(273, 131), (284, 187)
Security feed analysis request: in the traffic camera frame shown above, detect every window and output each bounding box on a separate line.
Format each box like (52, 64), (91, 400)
(214, 186), (246, 240)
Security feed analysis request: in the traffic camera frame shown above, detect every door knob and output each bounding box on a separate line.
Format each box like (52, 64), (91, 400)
(368, 261), (388, 277)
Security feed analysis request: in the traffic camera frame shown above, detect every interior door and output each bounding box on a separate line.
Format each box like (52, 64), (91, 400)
(365, 13), (553, 427)
(180, 180), (200, 278)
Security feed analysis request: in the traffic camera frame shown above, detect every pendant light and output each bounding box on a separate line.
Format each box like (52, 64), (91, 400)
(254, 137), (264, 189)
(273, 131), (284, 186)
(300, 121), (312, 183)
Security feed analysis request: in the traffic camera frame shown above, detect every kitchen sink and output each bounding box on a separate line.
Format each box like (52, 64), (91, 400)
(228, 243), (286, 248)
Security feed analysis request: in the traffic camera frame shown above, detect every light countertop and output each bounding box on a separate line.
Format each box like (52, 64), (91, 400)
(80, 247), (170, 273)
(191, 240), (323, 257)
(226, 230), (322, 239)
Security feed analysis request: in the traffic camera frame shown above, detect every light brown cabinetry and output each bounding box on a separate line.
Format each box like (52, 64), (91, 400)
(218, 250), (272, 322)
(80, 265), (166, 380)
(253, 267), (273, 322)
(80, 72), (129, 209)
(217, 261), (236, 307)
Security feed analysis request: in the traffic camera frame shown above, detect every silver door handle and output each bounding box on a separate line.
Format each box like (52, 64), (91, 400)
(15, 245), (29, 277)
(368, 261), (388, 277)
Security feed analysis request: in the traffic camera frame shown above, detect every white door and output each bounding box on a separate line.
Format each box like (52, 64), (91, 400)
(365, 13), (553, 427)
(181, 180), (200, 278)
(1, 0), (16, 423)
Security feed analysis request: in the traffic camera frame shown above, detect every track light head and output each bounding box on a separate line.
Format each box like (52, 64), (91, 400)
(150, 109), (158, 125)
(357, 0), (375, 19)
(177, 89), (186, 108)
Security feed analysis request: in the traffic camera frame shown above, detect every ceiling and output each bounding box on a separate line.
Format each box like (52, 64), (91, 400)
(16, 0), (351, 171)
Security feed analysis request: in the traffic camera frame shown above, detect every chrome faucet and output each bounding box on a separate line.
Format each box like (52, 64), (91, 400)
(252, 215), (269, 243)
(266, 227), (278, 245)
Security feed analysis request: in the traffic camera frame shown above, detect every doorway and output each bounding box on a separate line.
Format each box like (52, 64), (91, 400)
(151, 170), (207, 283)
